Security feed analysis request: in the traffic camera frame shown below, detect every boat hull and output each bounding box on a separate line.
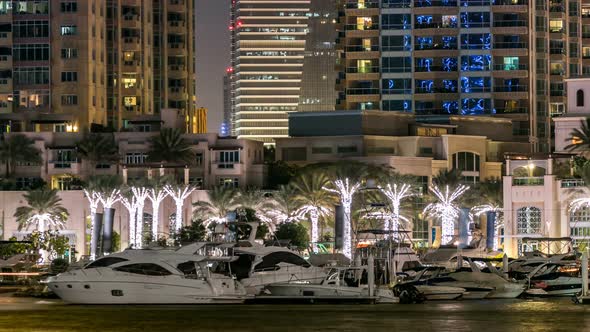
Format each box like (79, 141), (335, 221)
(47, 280), (248, 304)
(414, 285), (464, 301)
(264, 284), (397, 304)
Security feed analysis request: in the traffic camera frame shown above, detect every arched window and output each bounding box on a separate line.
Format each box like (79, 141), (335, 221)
(577, 89), (585, 107)
(516, 207), (542, 234)
(452, 152), (480, 171)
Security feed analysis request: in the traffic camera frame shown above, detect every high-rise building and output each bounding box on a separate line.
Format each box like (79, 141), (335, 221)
(298, 0), (338, 112)
(336, 0), (582, 152)
(0, 0), (106, 133)
(108, 0), (196, 132)
(230, 0), (311, 145)
(222, 70), (232, 135)
(0, 0), (196, 134)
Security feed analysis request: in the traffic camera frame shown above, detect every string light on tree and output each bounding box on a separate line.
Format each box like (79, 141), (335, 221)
(296, 205), (331, 253)
(324, 178), (361, 259)
(146, 187), (168, 241)
(83, 189), (101, 260)
(164, 184), (196, 232)
(131, 187), (149, 248)
(380, 183), (413, 240)
(120, 195), (138, 248)
(423, 184), (469, 245)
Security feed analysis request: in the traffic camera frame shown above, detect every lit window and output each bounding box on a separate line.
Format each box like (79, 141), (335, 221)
(123, 96), (137, 106)
(60, 25), (77, 36)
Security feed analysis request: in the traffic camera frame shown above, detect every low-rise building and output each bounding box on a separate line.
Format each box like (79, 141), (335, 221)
(1, 123), (266, 191)
(276, 111), (531, 245)
(276, 111), (530, 183)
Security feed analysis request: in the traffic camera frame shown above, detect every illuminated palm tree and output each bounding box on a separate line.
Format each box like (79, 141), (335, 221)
(14, 188), (69, 263)
(164, 183), (195, 232)
(290, 173), (334, 252)
(423, 184), (470, 245)
(193, 186), (238, 226)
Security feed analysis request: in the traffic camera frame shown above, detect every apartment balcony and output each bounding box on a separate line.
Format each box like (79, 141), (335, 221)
(344, 24), (379, 38)
(413, 0), (458, 7)
(512, 177), (544, 186)
(168, 0), (186, 13)
(169, 64), (188, 78)
(492, 64), (528, 78)
(346, 48), (380, 59)
(344, 2), (379, 16)
(168, 86), (188, 99)
(122, 60), (141, 72)
(168, 21), (186, 34)
(494, 107), (528, 114)
(212, 162), (243, 175)
(492, 0), (528, 12)
(493, 85), (528, 99)
(491, 21), (528, 35)
(47, 160), (81, 176)
(345, 88), (380, 103)
(413, 24), (457, 36)
(413, 6), (459, 15)
(168, 43), (187, 56)
(122, 16), (141, 29)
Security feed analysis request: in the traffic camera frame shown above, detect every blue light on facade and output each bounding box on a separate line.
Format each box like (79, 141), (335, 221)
(442, 57), (457, 71)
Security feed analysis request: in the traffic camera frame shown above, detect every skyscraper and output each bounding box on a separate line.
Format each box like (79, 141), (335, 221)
(298, 0), (338, 112)
(0, 0), (106, 133)
(230, 0), (312, 144)
(0, 0), (196, 134)
(222, 71), (232, 135)
(336, 0), (582, 152)
(108, 0), (196, 132)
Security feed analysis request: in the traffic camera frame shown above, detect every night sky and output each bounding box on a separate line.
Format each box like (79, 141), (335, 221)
(195, 0), (230, 133)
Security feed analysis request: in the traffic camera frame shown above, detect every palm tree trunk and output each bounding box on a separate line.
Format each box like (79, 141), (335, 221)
(343, 204), (352, 259)
(136, 203), (144, 248)
(310, 209), (319, 253)
(128, 208), (137, 248)
(152, 204), (159, 242)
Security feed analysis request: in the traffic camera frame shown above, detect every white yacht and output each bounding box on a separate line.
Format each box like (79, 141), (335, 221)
(231, 245), (327, 294)
(45, 249), (249, 304)
(524, 262), (584, 297)
(263, 266), (398, 304)
(414, 262), (524, 299)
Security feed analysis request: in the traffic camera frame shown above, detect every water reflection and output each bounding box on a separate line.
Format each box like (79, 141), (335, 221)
(0, 297), (589, 332)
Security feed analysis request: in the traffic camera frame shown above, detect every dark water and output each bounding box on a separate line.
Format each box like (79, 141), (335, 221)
(1, 296), (590, 332)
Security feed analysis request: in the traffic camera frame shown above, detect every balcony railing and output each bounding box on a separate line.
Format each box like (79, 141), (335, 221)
(494, 107), (528, 114)
(414, 0), (458, 7)
(493, 64), (528, 70)
(346, 45), (380, 52)
(561, 179), (585, 188)
(415, 23), (458, 29)
(345, 24), (379, 31)
(345, 66), (379, 73)
(493, 0), (528, 4)
(415, 44), (458, 50)
(346, 88), (379, 95)
(513, 177), (544, 186)
(493, 42), (527, 49)
(415, 87), (458, 93)
(345, 2), (380, 9)
(414, 66), (458, 72)
(493, 20), (527, 27)
(494, 85), (528, 92)
(382, 88), (413, 95)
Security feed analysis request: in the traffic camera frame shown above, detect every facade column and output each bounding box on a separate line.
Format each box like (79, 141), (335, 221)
(122, 166), (128, 184)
